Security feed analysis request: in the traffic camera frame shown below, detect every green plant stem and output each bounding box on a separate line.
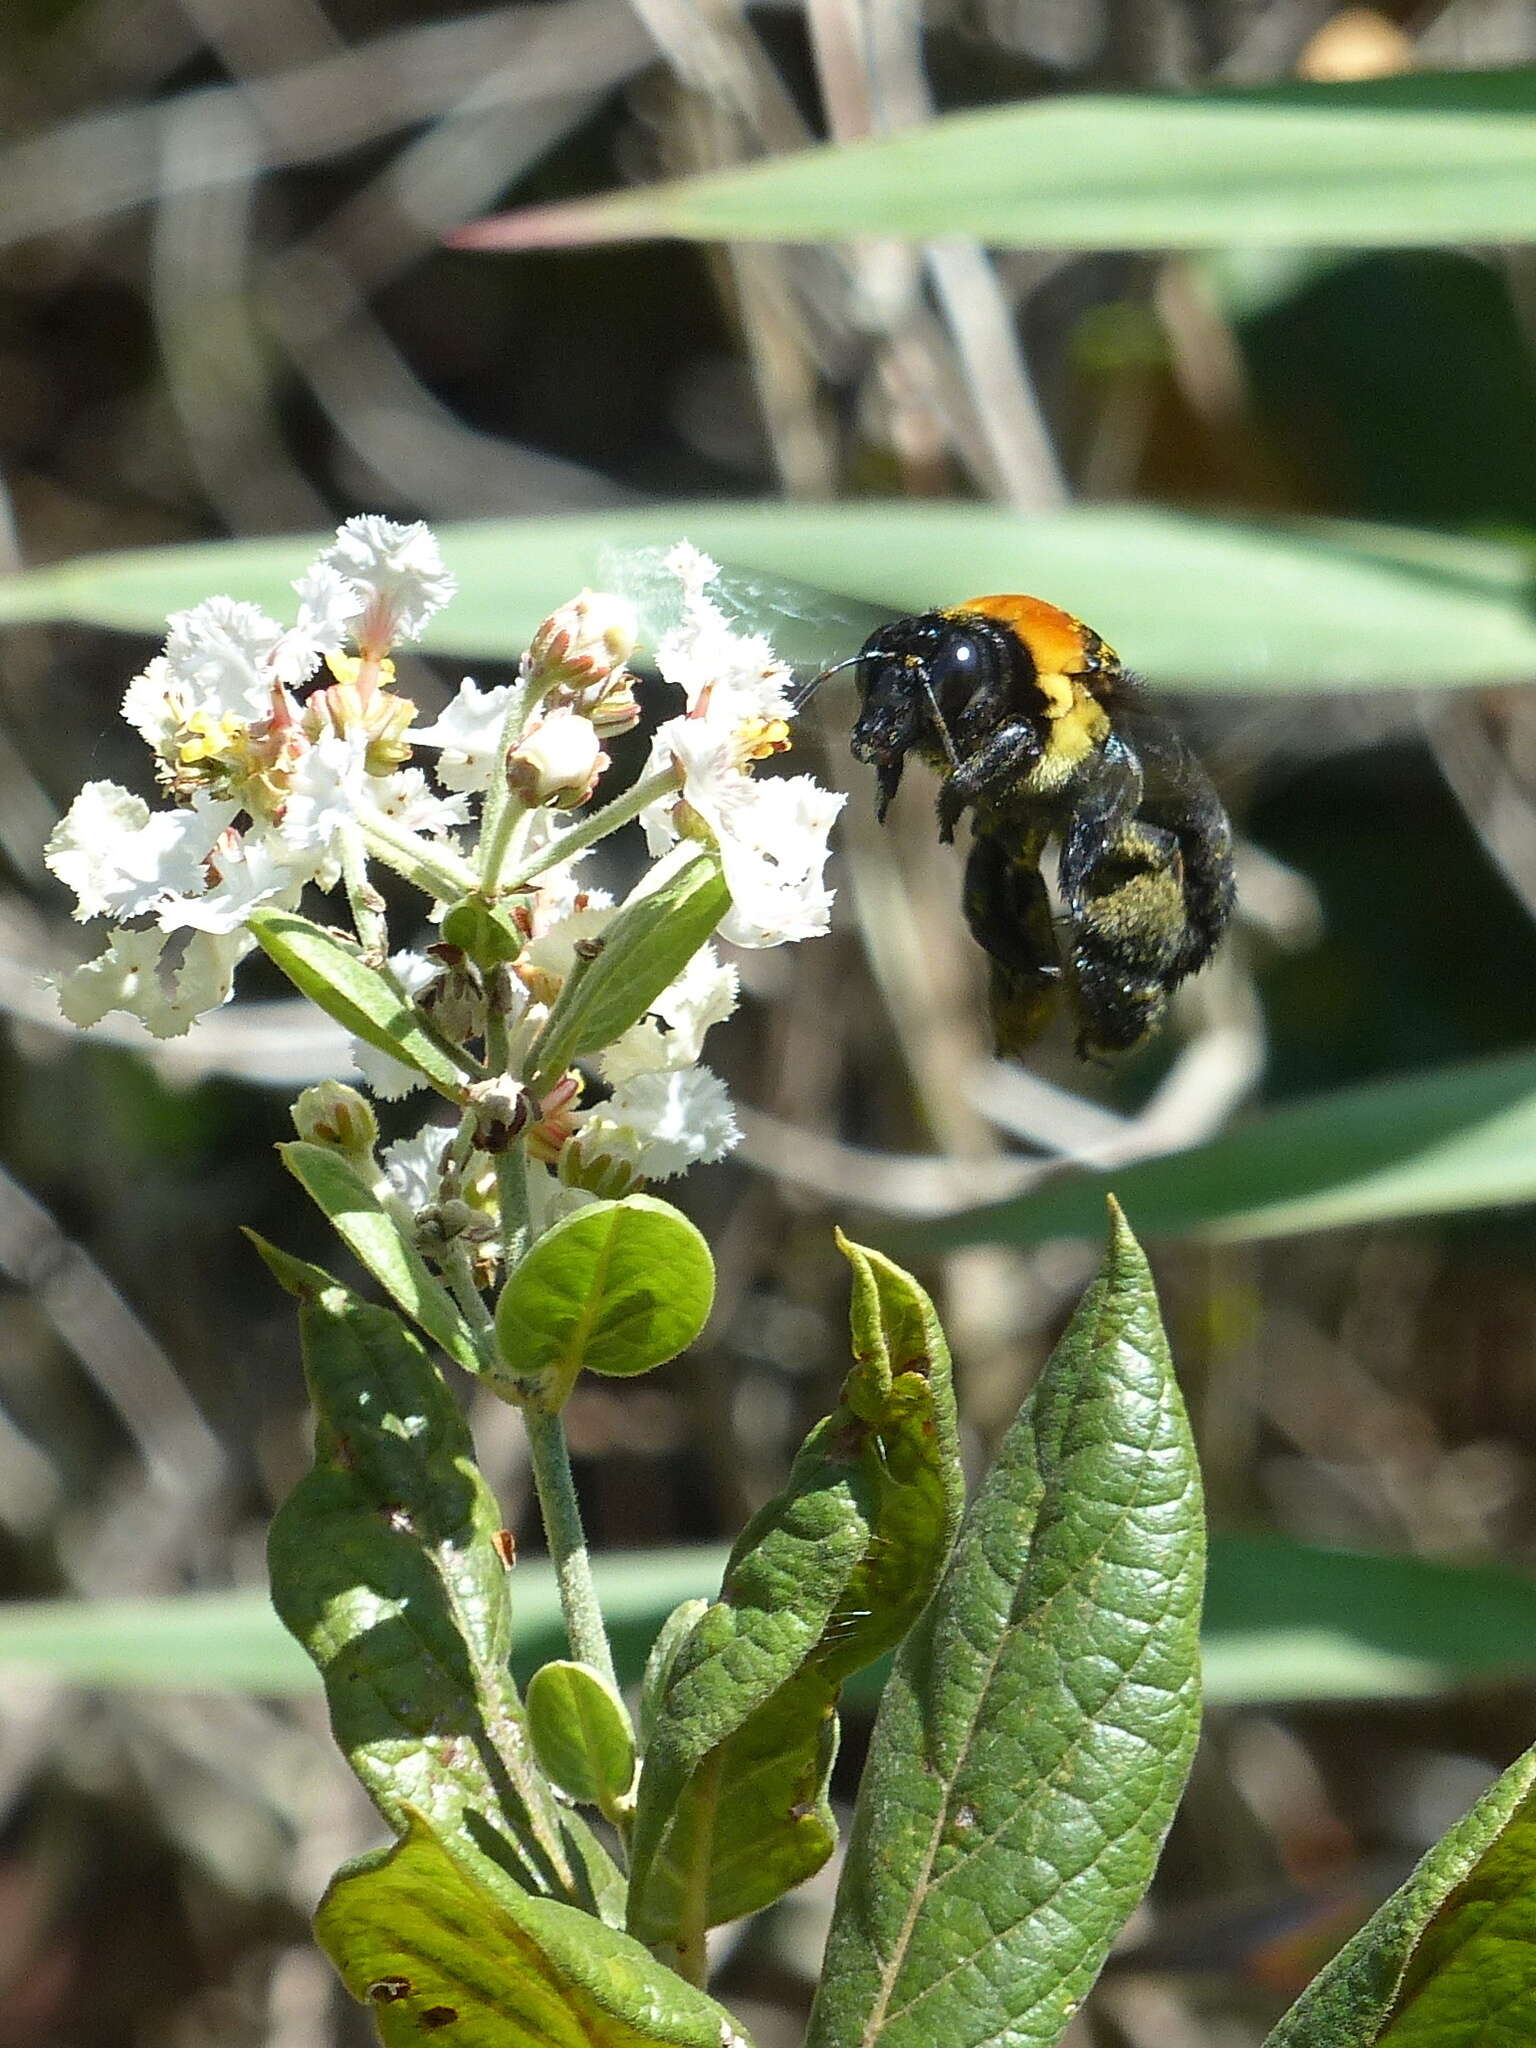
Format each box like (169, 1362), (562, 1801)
(507, 767), (680, 890)
(361, 813), (478, 902)
(494, 1142), (531, 1274)
(475, 662), (544, 893)
(522, 1405), (620, 1696)
(338, 822), (387, 956)
(442, 1246), (494, 1341)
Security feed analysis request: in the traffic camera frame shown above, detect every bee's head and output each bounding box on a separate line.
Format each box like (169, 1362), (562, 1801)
(846, 613), (1004, 819)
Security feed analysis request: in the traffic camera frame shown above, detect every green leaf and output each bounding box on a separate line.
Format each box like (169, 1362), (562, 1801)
(454, 69), (1536, 253)
(316, 1812), (754, 2048)
(923, 1047), (1536, 1250)
(247, 909), (477, 1100)
(492, 1195), (714, 1399)
(527, 854), (731, 1089)
(1266, 1744), (1536, 2048)
(639, 1600), (709, 1749)
(278, 1142), (484, 1375)
(8, 505), (1536, 694)
(440, 897), (525, 969)
(268, 1269), (619, 1918)
(525, 1662), (637, 1820)
(626, 1239), (962, 1947)
(807, 1200), (1204, 2048)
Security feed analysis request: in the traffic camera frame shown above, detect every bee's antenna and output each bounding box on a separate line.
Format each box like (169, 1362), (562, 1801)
(915, 670), (960, 770)
(792, 651), (864, 714)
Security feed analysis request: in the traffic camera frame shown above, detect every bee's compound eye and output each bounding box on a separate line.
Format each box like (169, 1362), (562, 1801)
(929, 631), (984, 715)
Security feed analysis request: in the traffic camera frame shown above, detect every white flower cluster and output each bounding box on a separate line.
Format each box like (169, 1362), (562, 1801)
(46, 527), (843, 1214)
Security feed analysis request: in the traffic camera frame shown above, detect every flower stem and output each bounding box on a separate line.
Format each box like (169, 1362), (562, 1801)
(506, 767), (680, 890)
(522, 1405), (619, 1693)
(361, 813), (478, 902)
(338, 821), (387, 956)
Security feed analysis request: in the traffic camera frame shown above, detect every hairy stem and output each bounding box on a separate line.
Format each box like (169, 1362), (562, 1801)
(522, 1405), (620, 1694)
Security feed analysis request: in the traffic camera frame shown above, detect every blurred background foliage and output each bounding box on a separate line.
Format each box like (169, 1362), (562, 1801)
(7, 1), (1536, 2043)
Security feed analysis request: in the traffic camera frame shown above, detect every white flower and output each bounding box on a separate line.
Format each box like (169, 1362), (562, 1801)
(45, 783), (237, 923)
(600, 943), (738, 1084)
(319, 516), (455, 650)
(654, 543), (794, 727)
(277, 559), (366, 677)
(274, 730), (371, 861)
(157, 831), (301, 935)
(369, 766), (470, 838)
(575, 1066), (740, 1181)
(53, 926), (246, 1039)
(377, 1122), (453, 1217)
(413, 677), (515, 793)
(641, 722), (842, 948)
(160, 595), (290, 720)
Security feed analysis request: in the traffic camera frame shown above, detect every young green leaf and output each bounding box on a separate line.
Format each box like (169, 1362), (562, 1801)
(492, 1195), (714, 1402)
(639, 1600), (709, 1750)
(625, 1238), (962, 1948)
(526, 1662), (637, 1822)
(279, 1141), (484, 1375)
(268, 1265), (621, 1920)
(247, 907), (479, 1099)
(806, 1199), (1204, 2048)
(1266, 1742), (1536, 2048)
(526, 854), (730, 1089)
(317, 1811), (755, 2048)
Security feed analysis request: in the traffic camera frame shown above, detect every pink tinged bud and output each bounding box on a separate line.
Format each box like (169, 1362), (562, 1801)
(527, 590), (639, 690)
(525, 1072), (582, 1165)
(505, 707), (607, 809)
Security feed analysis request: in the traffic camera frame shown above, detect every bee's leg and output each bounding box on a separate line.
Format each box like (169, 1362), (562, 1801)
(1058, 737), (1189, 1056)
(1166, 784), (1237, 978)
(963, 827), (1062, 1057)
(934, 719), (1043, 844)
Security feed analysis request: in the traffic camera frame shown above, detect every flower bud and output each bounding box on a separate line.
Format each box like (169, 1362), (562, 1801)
(506, 707), (607, 810)
(416, 946), (485, 1044)
(292, 1081), (379, 1161)
(465, 1077), (536, 1154)
(526, 591), (638, 693)
(558, 1132), (643, 1199)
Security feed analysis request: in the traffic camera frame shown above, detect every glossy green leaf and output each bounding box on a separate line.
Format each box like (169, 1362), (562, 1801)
(1267, 1744), (1536, 2048)
(525, 1662), (636, 1819)
(317, 1812), (754, 2048)
(925, 1047), (1536, 1250)
(247, 908), (475, 1100)
(8, 505), (1536, 693)
(455, 69), (1536, 253)
(267, 1264), (619, 1917)
(278, 1142), (483, 1375)
(492, 1196), (714, 1399)
(626, 1238), (962, 1947)
(807, 1201), (1203, 2048)
(528, 854), (730, 1089)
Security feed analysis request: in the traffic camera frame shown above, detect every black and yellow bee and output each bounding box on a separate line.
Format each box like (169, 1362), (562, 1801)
(823, 594), (1236, 1061)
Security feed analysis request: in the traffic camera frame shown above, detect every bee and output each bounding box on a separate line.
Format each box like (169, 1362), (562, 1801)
(816, 595), (1236, 1060)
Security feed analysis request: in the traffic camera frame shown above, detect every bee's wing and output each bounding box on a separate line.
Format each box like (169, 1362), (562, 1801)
(597, 543), (892, 684)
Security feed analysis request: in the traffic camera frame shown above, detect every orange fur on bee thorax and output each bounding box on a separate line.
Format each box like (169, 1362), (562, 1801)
(951, 594), (1120, 719)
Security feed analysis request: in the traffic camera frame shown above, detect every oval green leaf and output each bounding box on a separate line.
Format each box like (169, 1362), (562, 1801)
(626, 1238), (962, 1947)
(247, 907), (478, 1100)
(268, 1268), (619, 1918)
(1267, 1742), (1536, 2048)
(493, 1195), (713, 1394)
(526, 1661), (637, 1819)
(528, 855), (730, 1089)
(278, 1142), (484, 1375)
(807, 1200), (1204, 2048)
(317, 1812), (754, 2048)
